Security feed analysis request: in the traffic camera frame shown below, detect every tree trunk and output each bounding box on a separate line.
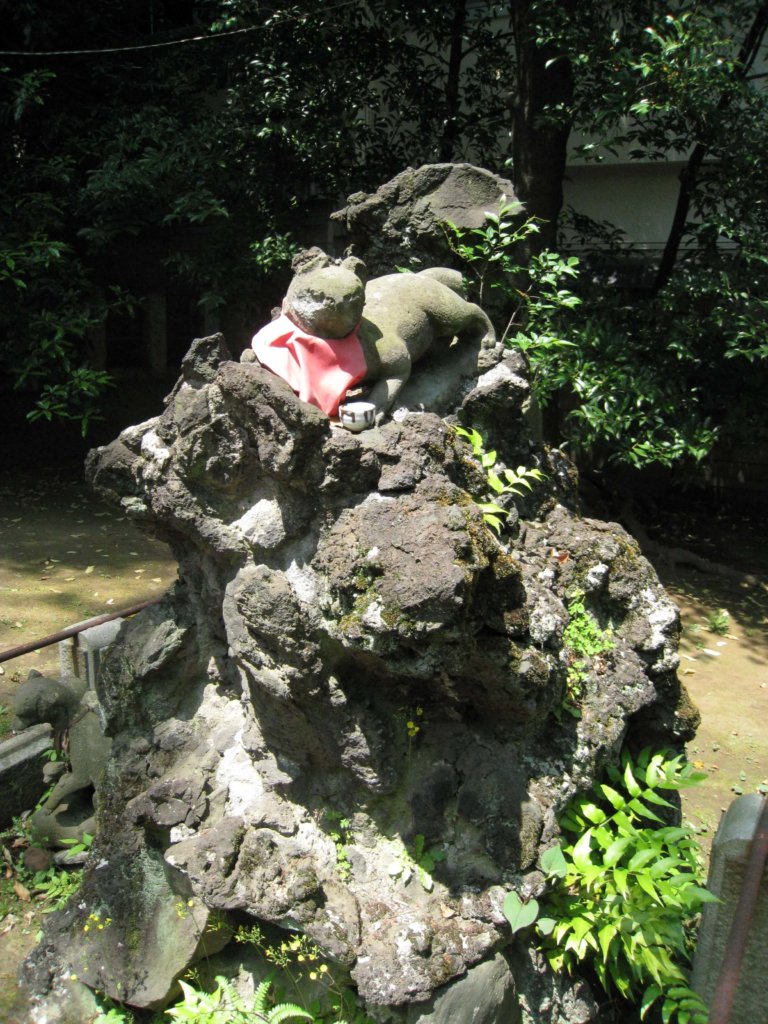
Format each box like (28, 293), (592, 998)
(508, 0), (574, 252)
(439, 0), (468, 161)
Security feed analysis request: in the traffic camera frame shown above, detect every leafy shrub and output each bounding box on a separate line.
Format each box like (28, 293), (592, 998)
(536, 749), (713, 1023)
(447, 203), (768, 471)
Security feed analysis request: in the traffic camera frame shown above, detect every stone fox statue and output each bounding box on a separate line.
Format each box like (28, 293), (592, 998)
(249, 248), (498, 424)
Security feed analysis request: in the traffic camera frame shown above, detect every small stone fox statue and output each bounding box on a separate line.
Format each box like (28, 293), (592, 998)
(248, 248), (499, 424)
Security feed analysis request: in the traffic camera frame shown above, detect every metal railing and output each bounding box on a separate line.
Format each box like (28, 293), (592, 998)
(0, 597), (162, 665)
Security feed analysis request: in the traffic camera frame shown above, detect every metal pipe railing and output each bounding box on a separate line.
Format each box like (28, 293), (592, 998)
(0, 597), (162, 665)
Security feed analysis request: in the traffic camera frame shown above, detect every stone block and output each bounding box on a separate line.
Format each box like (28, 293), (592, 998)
(406, 953), (520, 1024)
(0, 723), (53, 827)
(59, 617), (123, 691)
(692, 794), (768, 1019)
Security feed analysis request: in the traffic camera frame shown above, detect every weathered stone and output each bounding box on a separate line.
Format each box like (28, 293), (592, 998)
(692, 794), (768, 1018)
(29, 689), (112, 847)
(405, 953), (520, 1024)
(12, 670), (79, 732)
(333, 163), (522, 277)
(0, 723), (53, 828)
(30, 843), (232, 1010)
(22, 181), (696, 1021)
(509, 946), (599, 1024)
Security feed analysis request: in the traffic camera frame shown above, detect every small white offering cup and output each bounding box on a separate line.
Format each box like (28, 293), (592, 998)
(339, 401), (375, 432)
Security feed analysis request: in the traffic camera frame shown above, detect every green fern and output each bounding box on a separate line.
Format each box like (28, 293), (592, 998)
(252, 975), (313, 1024)
(167, 973), (312, 1023)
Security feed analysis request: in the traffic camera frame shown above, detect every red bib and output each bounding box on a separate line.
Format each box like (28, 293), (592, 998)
(251, 314), (367, 417)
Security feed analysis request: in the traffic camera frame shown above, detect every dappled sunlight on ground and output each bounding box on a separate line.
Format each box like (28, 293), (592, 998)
(0, 466), (177, 709)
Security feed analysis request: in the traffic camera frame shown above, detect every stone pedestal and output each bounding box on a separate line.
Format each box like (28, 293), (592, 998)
(693, 794), (768, 1019)
(0, 724), (53, 827)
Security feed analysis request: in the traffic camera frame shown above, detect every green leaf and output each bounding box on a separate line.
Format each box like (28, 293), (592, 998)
(599, 784), (626, 810)
(628, 847), (658, 872)
(571, 829), (594, 872)
(502, 892), (540, 933)
(642, 787), (674, 808)
(636, 872), (662, 903)
(487, 470), (504, 492)
(623, 760), (641, 797)
(604, 836), (632, 867)
(597, 923), (616, 961)
(640, 984), (663, 1019)
(581, 802), (608, 825)
(540, 844), (568, 878)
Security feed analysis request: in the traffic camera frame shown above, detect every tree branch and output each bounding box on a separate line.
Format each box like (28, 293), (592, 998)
(653, 3), (768, 293)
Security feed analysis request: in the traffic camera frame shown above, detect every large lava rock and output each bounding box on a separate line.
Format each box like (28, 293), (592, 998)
(333, 163), (523, 277)
(21, 335), (697, 1022)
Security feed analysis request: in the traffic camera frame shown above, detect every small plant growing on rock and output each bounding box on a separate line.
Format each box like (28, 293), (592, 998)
(388, 834), (445, 892)
(0, 703), (10, 738)
(167, 972), (312, 1023)
(233, 924), (374, 1024)
(504, 748), (713, 1023)
(562, 589), (615, 717)
(323, 810), (353, 882)
(398, 704), (425, 765)
(453, 425), (544, 533)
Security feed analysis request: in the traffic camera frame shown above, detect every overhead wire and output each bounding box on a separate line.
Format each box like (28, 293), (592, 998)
(0, 0), (366, 58)
(0, 24), (260, 58)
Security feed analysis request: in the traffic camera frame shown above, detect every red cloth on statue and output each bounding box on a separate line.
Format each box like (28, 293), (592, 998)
(251, 314), (367, 417)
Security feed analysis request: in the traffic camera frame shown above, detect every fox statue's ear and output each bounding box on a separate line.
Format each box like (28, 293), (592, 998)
(291, 247), (334, 274)
(341, 254), (367, 286)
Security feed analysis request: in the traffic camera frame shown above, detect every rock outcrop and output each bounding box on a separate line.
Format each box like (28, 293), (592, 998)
(21, 333), (697, 1023)
(333, 163), (523, 277)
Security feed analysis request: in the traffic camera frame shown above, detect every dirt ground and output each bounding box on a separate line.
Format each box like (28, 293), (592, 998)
(0, 465), (766, 1013)
(0, 465), (176, 711)
(644, 496), (768, 856)
(661, 573), (768, 854)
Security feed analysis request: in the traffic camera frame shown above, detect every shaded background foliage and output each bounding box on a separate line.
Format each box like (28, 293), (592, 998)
(1, 0), (767, 482)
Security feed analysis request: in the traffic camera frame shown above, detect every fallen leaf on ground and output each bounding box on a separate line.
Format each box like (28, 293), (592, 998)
(84, 566), (94, 574)
(13, 880), (31, 901)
